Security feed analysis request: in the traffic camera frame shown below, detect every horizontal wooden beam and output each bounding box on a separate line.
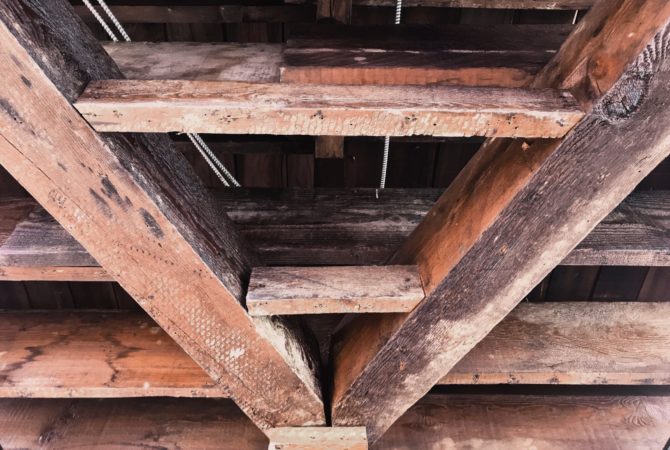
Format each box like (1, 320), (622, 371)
(247, 266), (425, 315)
(282, 25), (570, 87)
(0, 303), (666, 398)
(103, 25), (572, 89)
(295, 0), (595, 9)
(267, 427), (367, 450)
(0, 393), (667, 449)
(74, 80), (582, 137)
(103, 42), (283, 83)
(0, 189), (667, 281)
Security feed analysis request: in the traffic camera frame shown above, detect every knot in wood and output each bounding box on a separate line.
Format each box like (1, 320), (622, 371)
(596, 72), (649, 124)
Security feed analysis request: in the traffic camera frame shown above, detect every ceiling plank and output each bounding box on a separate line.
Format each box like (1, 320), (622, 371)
(0, 0), (323, 429)
(0, 189), (667, 281)
(0, 393), (668, 449)
(330, 0), (670, 441)
(0, 302), (667, 398)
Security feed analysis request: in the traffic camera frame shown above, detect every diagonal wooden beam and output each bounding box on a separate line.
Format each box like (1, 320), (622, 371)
(0, 0), (324, 429)
(331, 0), (670, 441)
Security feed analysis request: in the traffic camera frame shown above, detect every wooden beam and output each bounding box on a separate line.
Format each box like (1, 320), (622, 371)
(0, 0), (323, 429)
(1, 393), (668, 449)
(0, 303), (666, 398)
(315, 136), (344, 159)
(282, 24), (570, 87)
(103, 42), (283, 83)
(0, 189), (667, 281)
(349, 0), (594, 7)
(375, 393), (670, 449)
(247, 266), (425, 315)
(74, 81), (583, 137)
(317, 0), (352, 23)
(267, 427), (367, 450)
(330, 0), (670, 441)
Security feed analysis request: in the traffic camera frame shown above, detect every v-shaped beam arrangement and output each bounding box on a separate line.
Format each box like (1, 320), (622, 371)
(1, 0), (670, 447)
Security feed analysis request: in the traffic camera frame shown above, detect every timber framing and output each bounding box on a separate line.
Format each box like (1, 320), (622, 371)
(331, 0), (670, 441)
(0, 0), (669, 447)
(0, 0), (323, 430)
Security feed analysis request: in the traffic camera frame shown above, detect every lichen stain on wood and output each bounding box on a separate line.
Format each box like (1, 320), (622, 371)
(88, 189), (113, 219)
(138, 208), (164, 239)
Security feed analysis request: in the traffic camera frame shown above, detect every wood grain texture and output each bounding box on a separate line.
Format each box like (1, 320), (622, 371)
(349, 0), (595, 7)
(375, 394), (670, 450)
(0, 189), (667, 281)
(317, 0), (353, 23)
(247, 266), (424, 315)
(104, 42), (283, 83)
(0, 394), (667, 450)
(282, 24), (570, 87)
(315, 136), (344, 159)
(331, 1), (670, 441)
(0, 312), (225, 398)
(0, 0), (323, 429)
(441, 302), (670, 385)
(74, 80), (583, 138)
(0, 398), (269, 450)
(0, 303), (666, 399)
(267, 427), (367, 450)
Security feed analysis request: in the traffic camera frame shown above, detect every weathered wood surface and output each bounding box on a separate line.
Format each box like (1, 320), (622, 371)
(375, 394), (670, 450)
(0, 398), (269, 450)
(330, 0), (670, 441)
(247, 266), (425, 315)
(315, 136), (344, 159)
(104, 42), (283, 83)
(282, 25), (571, 87)
(267, 427), (367, 450)
(0, 304), (666, 398)
(74, 81), (583, 137)
(291, 0), (595, 8)
(0, 189), (667, 281)
(318, 0), (352, 23)
(441, 302), (670, 385)
(0, 394), (667, 450)
(0, 0), (323, 429)
(76, 5), (317, 24)
(0, 312), (225, 398)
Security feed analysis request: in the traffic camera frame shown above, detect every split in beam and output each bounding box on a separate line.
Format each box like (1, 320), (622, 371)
(0, 0), (323, 430)
(0, 393), (668, 450)
(0, 303), (667, 398)
(246, 266), (425, 315)
(0, 189), (667, 282)
(330, 0), (670, 441)
(74, 81), (583, 138)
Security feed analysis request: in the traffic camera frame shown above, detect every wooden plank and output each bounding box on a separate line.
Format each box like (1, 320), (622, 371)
(317, 0), (353, 23)
(0, 393), (667, 449)
(74, 5), (223, 24)
(375, 393), (670, 449)
(247, 266), (424, 315)
(315, 136), (344, 159)
(0, 0), (323, 429)
(440, 302), (670, 385)
(330, 0), (670, 441)
(75, 81), (583, 137)
(0, 303), (666, 398)
(282, 24), (570, 87)
(0, 398), (269, 450)
(0, 312), (225, 398)
(0, 189), (667, 281)
(220, 5), (316, 23)
(103, 42), (283, 83)
(267, 427), (367, 450)
(349, 0), (594, 7)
